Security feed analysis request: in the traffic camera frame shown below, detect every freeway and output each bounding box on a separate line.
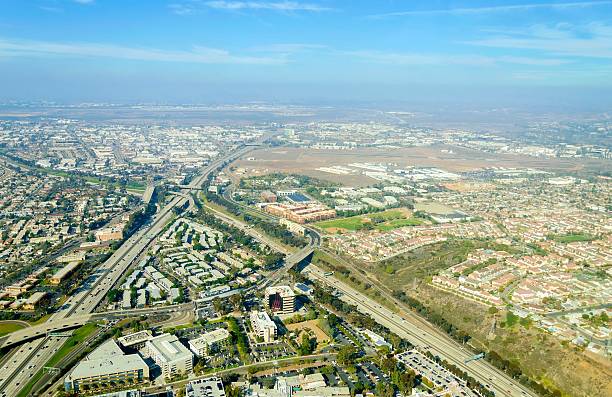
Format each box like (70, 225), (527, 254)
(0, 143), (257, 396)
(305, 265), (538, 397)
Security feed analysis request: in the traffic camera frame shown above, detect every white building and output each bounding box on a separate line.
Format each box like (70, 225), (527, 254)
(186, 377), (226, 397)
(188, 328), (231, 356)
(64, 340), (149, 392)
(250, 311), (277, 343)
(145, 333), (193, 379)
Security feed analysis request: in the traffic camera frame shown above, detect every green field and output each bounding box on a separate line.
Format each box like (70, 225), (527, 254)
(548, 232), (596, 243)
(315, 208), (423, 232)
(0, 321), (27, 336)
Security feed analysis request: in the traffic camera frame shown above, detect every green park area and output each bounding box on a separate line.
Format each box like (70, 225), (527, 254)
(547, 232), (596, 243)
(315, 208), (423, 232)
(0, 321), (28, 336)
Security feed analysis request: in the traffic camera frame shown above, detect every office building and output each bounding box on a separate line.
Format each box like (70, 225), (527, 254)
(186, 377), (226, 397)
(265, 286), (295, 314)
(144, 333), (193, 379)
(250, 311), (277, 343)
(64, 340), (149, 392)
(188, 328), (231, 356)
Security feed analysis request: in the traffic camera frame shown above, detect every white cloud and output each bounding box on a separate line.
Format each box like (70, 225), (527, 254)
(204, 1), (332, 11)
(345, 50), (570, 66)
(369, 1), (612, 18)
(0, 37), (287, 65)
(466, 22), (612, 58)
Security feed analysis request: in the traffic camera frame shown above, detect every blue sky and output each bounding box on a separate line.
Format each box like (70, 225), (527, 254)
(1, 0), (611, 105)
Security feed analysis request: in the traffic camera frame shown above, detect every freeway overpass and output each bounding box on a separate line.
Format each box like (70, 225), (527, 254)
(0, 303), (195, 350)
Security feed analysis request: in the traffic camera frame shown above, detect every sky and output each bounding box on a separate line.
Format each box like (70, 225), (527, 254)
(0, 0), (612, 107)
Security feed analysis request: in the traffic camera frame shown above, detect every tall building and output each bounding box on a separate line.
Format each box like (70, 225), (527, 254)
(264, 286), (295, 314)
(144, 333), (193, 379)
(250, 311), (277, 343)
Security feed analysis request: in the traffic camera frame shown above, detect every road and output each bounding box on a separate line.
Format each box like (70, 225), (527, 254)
(0, 143), (258, 396)
(305, 266), (538, 397)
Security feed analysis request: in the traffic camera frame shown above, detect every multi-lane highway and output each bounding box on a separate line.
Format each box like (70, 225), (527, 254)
(0, 144), (256, 396)
(305, 265), (537, 397)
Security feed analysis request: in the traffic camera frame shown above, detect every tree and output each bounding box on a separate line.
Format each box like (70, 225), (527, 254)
(229, 293), (243, 311)
(375, 382), (395, 397)
(212, 298), (226, 315)
(337, 345), (356, 365)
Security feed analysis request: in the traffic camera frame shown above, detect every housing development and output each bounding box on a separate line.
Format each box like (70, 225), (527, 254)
(0, 105), (609, 397)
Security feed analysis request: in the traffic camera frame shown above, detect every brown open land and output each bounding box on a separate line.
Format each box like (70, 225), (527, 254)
(408, 285), (612, 397)
(234, 146), (609, 186)
(286, 320), (331, 344)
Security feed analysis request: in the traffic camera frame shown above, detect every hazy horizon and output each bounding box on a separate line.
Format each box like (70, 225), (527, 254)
(1, 1), (612, 110)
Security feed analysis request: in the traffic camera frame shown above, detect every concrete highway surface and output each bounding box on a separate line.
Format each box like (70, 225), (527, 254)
(305, 265), (537, 397)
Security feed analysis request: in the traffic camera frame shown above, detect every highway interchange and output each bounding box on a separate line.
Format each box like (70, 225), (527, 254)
(0, 144), (254, 396)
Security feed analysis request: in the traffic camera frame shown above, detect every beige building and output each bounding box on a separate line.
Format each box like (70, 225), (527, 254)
(250, 311), (277, 343)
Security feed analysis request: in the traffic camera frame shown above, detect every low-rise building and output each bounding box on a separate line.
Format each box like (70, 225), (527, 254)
(186, 377), (226, 397)
(144, 333), (193, 379)
(188, 328), (231, 356)
(49, 261), (81, 285)
(22, 291), (47, 310)
(64, 340), (149, 393)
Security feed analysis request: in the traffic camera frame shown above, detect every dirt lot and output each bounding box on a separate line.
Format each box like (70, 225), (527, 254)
(286, 320), (331, 344)
(233, 145), (608, 186)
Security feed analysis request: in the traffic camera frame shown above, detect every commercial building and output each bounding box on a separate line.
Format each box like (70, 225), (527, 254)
(22, 291), (47, 310)
(64, 340), (149, 392)
(265, 286), (295, 314)
(144, 333), (193, 379)
(250, 311), (277, 343)
(117, 330), (153, 350)
(265, 203), (335, 224)
(186, 377), (226, 397)
(188, 328), (231, 356)
(49, 261), (81, 285)
(95, 223), (125, 242)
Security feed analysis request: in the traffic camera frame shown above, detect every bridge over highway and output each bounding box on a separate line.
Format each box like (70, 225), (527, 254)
(0, 303), (195, 350)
